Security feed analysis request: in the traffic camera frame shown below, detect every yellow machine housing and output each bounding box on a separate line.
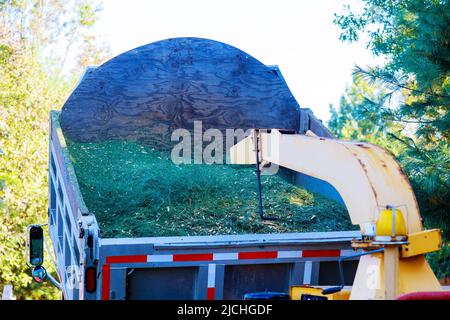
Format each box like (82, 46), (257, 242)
(230, 129), (443, 300)
(291, 286), (350, 300)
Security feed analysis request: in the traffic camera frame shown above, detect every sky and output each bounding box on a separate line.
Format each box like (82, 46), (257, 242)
(94, 0), (383, 122)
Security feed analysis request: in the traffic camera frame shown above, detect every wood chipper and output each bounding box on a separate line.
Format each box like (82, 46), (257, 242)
(230, 129), (446, 300)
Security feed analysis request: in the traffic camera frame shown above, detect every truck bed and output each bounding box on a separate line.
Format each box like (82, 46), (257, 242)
(47, 110), (362, 300)
(65, 139), (354, 238)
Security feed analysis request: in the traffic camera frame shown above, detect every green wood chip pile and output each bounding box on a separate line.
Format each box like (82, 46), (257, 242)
(67, 140), (355, 238)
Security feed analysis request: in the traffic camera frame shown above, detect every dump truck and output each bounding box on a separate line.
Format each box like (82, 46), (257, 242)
(27, 37), (444, 300)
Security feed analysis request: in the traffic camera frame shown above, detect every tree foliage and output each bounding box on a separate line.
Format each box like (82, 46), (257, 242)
(331, 0), (449, 238)
(334, 0), (449, 139)
(0, 0), (109, 299)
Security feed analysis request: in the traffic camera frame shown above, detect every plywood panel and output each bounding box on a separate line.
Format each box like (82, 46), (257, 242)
(61, 37), (303, 149)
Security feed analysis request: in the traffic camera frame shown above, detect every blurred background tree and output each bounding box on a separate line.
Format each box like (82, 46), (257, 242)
(331, 0), (449, 279)
(0, 0), (110, 299)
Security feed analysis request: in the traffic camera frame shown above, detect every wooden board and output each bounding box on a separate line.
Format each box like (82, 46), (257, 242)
(298, 108), (333, 138)
(61, 37), (306, 148)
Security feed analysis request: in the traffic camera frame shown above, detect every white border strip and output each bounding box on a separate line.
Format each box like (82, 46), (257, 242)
(145, 249), (358, 263)
(207, 264), (216, 288)
(147, 254), (173, 263)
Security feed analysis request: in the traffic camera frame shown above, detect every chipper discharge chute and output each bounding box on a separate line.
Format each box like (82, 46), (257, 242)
(230, 129), (444, 300)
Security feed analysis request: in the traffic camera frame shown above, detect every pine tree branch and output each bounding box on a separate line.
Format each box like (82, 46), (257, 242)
(353, 66), (450, 99)
(359, 97), (438, 124)
(387, 132), (450, 191)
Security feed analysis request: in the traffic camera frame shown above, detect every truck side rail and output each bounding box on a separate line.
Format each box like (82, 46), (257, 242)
(48, 110), (100, 300)
(100, 231), (361, 248)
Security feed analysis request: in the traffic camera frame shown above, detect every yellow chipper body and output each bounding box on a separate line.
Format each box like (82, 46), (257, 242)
(230, 129), (443, 300)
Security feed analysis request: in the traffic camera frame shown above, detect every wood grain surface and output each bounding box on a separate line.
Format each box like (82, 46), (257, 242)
(61, 37), (330, 149)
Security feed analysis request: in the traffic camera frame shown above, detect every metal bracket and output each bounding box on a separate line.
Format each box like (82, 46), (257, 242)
(253, 130), (277, 221)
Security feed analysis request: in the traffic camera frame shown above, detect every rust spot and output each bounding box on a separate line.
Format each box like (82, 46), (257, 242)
(355, 156), (378, 201)
(371, 185), (378, 201)
(356, 158), (368, 172)
(397, 166), (409, 180)
(356, 143), (370, 149)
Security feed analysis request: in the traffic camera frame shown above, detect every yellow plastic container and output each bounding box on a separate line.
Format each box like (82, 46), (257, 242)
(376, 208), (406, 237)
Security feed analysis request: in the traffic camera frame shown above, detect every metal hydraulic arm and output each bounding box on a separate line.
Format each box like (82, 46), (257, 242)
(230, 129), (443, 300)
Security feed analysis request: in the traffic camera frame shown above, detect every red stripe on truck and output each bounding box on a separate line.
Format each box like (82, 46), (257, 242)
(238, 251), (278, 260)
(101, 264), (110, 300)
(106, 255), (147, 264)
(207, 288), (215, 300)
(302, 250), (341, 258)
(173, 253), (213, 262)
